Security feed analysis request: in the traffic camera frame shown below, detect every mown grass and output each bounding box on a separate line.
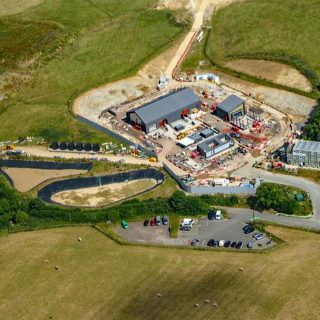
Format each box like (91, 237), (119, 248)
(0, 226), (319, 320)
(206, 0), (320, 96)
(0, 0), (188, 142)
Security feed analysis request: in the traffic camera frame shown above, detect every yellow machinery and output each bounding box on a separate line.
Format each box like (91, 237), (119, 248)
(177, 132), (188, 140)
(1, 144), (14, 151)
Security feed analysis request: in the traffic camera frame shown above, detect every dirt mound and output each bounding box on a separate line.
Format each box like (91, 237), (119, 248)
(157, 0), (196, 12)
(226, 59), (312, 92)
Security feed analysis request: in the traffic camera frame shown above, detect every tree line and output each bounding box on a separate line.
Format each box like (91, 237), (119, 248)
(0, 179), (312, 230)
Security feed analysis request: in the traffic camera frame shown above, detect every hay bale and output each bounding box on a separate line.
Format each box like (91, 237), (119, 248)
(156, 293), (162, 298)
(212, 302), (218, 307)
(194, 303), (200, 308)
(54, 266), (60, 270)
(78, 237), (82, 242)
(44, 259), (49, 264)
(204, 299), (210, 304)
(239, 267), (245, 272)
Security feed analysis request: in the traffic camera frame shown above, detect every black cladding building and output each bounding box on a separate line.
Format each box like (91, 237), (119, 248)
(126, 88), (201, 133)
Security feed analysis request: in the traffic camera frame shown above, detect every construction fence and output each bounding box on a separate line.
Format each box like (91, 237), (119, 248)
(0, 159), (93, 170)
(163, 164), (260, 195)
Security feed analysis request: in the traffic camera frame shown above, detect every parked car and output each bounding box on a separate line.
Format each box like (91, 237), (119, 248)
(247, 241), (253, 249)
(218, 240), (225, 247)
(224, 240), (231, 248)
(215, 210), (222, 220)
(150, 218), (156, 226)
(212, 239), (218, 247)
(230, 241), (237, 248)
(208, 210), (216, 220)
(255, 233), (265, 241)
(143, 219), (149, 227)
(207, 239), (215, 247)
(236, 241), (243, 249)
(191, 239), (200, 246)
(121, 220), (128, 229)
(243, 224), (254, 234)
(162, 215), (168, 225)
(180, 225), (192, 231)
(181, 218), (194, 227)
(156, 216), (161, 226)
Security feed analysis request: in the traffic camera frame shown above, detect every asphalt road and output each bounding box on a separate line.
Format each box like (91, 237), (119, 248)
(234, 165), (320, 223)
(225, 208), (320, 231)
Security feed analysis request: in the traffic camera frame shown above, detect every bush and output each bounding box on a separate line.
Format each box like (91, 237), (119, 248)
(253, 183), (311, 216)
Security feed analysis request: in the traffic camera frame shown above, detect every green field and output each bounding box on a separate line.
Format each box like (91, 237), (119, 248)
(205, 0), (320, 95)
(0, 226), (319, 319)
(0, 0), (187, 142)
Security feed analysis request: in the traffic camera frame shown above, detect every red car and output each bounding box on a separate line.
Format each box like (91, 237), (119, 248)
(150, 218), (156, 226)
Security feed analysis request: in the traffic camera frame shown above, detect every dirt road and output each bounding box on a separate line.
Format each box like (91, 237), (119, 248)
(20, 145), (161, 167)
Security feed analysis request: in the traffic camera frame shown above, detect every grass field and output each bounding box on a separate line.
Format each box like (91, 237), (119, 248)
(0, 0), (187, 142)
(0, 226), (319, 319)
(0, 0), (43, 16)
(205, 0), (320, 95)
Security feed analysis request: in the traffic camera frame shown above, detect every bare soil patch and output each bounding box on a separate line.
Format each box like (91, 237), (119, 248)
(226, 59), (312, 92)
(0, 0), (44, 16)
(3, 168), (86, 192)
(51, 179), (157, 207)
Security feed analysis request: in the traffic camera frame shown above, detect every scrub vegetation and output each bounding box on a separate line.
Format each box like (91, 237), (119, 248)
(252, 183), (312, 216)
(0, 0), (188, 142)
(0, 178), (312, 234)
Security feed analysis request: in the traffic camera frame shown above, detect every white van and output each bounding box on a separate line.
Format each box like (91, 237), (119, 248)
(181, 218), (194, 227)
(215, 210), (222, 220)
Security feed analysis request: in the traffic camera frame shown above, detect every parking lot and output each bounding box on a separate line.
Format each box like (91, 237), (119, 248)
(115, 212), (275, 250)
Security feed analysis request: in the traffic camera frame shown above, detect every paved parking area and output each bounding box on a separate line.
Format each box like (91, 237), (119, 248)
(178, 215), (274, 250)
(115, 213), (275, 250)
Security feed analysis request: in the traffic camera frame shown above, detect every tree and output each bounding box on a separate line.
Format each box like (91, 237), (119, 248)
(169, 191), (208, 215)
(14, 211), (30, 224)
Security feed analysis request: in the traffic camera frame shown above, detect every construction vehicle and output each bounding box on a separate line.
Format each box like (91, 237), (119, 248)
(273, 162), (284, 169)
(1, 144), (14, 151)
(149, 157), (157, 162)
(177, 132), (188, 140)
(202, 90), (209, 98)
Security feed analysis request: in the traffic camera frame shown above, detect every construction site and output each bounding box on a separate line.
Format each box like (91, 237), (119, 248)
(97, 76), (290, 186)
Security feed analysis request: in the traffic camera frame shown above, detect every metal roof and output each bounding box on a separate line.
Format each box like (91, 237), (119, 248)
(217, 95), (245, 113)
(293, 140), (320, 153)
(198, 134), (233, 153)
(189, 133), (202, 142)
(200, 128), (214, 138)
(129, 88), (200, 125)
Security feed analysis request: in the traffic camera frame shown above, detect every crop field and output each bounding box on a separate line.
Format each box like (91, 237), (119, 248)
(206, 0), (320, 94)
(0, 226), (319, 320)
(0, 0), (187, 142)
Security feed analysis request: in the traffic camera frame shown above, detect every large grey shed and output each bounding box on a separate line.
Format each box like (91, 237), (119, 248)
(216, 95), (245, 122)
(127, 88), (201, 133)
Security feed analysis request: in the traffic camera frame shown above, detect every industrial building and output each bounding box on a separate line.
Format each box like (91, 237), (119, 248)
(287, 140), (320, 168)
(216, 95), (245, 122)
(197, 134), (234, 158)
(127, 88), (201, 133)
